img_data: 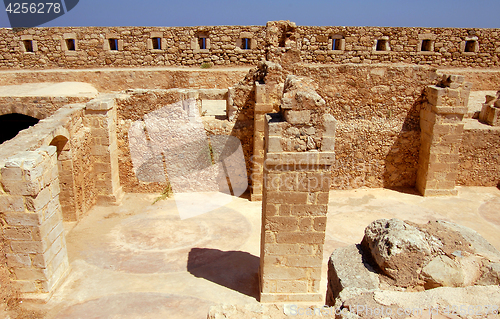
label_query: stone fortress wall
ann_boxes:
[1,22,500,69]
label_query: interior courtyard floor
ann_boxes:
[20,186,500,318]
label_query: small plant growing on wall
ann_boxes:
[200,62,213,69]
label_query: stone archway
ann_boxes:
[0,113,39,144]
[50,135,79,221]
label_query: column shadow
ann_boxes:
[187,248,260,300]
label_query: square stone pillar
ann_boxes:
[259,75,336,303]
[85,98,123,205]
[0,146,69,301]
[416,75,471,196]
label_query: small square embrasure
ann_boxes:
[152,37,161,50]
[23,40,33,52]
[198,37,207,50]
[109,39,118,51]
[241,38,251,50]
[376,39,388,51]
[421,39,433,51]
[465,40,477,52]
[66,39,76,51]
[333,38,342,50]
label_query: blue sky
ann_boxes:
[1,0,500,28]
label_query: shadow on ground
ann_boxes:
[187,248,260,299]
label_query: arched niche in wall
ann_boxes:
[50,135,79,221]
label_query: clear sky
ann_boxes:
[1,0,500,29]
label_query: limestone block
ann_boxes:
[267,136,282,152]
[322,113,337,137]
[283,110,310,124]
[479,103,500,126]
[0,195,25,212]
[86,98,115,111]
[321,137,335,152]
[328,245,380,300]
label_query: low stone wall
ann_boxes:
[458,123,500,186]
[0,67,251,92]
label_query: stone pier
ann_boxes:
[85,98,123,205]
[1,146,69,300]
[416,74,471,196]
[259,75,336,303]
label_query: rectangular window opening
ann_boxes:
[241,38,251,50]
[109,38,118,51]
[66,39,76,51]
[465,40,476,52]
[199,37,207,50]
[23,40,33,52]
[152,37,161,50]
[376,39,388,51]
[421,39,433,52]
[332,39,342,50]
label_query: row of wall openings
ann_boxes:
[21,35,481,53]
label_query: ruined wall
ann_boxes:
[292,64,437,189]
[458,126,500,186]
[1,24,500,69]
[116,88,254,193]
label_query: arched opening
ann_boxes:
[50,135,79,221]
[0,113,39,144]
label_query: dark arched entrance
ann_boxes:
[0,113,39,144]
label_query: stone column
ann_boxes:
[259,75,336,303]
[416,74,471,196]
[251,82,273,201]
[85,98,123,205]
[0,146,69,300]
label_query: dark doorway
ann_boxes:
[0,113,39,144]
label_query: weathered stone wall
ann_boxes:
[295,26,500,67]
[0,26,266,69]
[293,64,437,189]
[116,88,254,193]
[458,125,500,186]
[0,96,89,119]
[0,68,251,92]
[2,23,500,69]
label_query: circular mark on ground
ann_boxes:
[479,197,500,227]
[54,293,212,319]
[77,203,252,273]
[113,217,209,251]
